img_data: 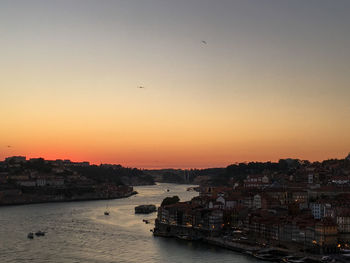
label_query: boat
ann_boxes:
[176,235,192,241]
[135,204,157,214]
[27,232,34,239]
[321,256,331,262]
[253,253,281,261]
[35,231,45,236]
[282,256,306,263]
[104,203,110,215]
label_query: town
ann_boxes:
[154,154,350,261]
[0,156,154,205]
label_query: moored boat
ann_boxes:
[282,256,306,263]
[104,203,110,215]
[35,231,45,236]
[176,235,192,241]
[135,204,157,214]
[253,253,281,261]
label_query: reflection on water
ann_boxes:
[0,183,262,263]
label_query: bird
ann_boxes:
[201,40,207,44]
[137,86,145,89]
[7,145,11,148]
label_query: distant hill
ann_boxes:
[72,165,155,186]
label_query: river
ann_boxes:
[0,183,262,263]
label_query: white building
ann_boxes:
[36,178,47,187]
[310,202,329,219]
[308,174,314,184]
[337,214,350,233]
[17,180,36,187]
[253,194,262,209]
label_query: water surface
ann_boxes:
[0,183,262,263]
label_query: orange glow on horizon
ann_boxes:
[1,1,350,169]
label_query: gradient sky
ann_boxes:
[1,0,350,168]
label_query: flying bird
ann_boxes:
[201,40,207,44]
[7,145,11,148]
[137,86,145,89]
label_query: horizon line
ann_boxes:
[2,154,349,170]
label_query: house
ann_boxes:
[310,202,330,219]
[331,175,349,185]
[36,178,47,187]
[289,190,308,209]
[208,209,224,230]
[314,218,338,253]
[253,193,280,210]
[336,208,350,243]
[46,177,65,186]
[253,194,262,209]
[308,174,314,184]
[337,212,350,232]
[244,175,269,189]
[265,188,288,207]
[17,180,36,187]
[225,192,243,209]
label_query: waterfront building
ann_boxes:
[314,218,338,253]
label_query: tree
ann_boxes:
[161,196,180,206]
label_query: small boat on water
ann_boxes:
[104,203,110,215]
[135,204,157,214]
[35,231,45,237]
[282,256,307,263]
[253,253,281,261]
[254,248,288,261]
[27,232,34,239]
[176,235,192,241]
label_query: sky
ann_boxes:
[1,0,350,168]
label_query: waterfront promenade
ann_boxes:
[153,221,328,262]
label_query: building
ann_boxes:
[314,218,338,253]
[310,202,329,219]
[244,175,269,189]
[17,180,36,187]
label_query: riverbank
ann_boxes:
[0,183,252,263]
[153,221,327,262]
[203,237,328,263]
[0,190,137,207]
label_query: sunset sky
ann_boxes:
[1,0,350,168]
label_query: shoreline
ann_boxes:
[153,222,326,263]
[0,191,138,207]
[154,234,325,263]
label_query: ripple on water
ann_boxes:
[0,184,262,263]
